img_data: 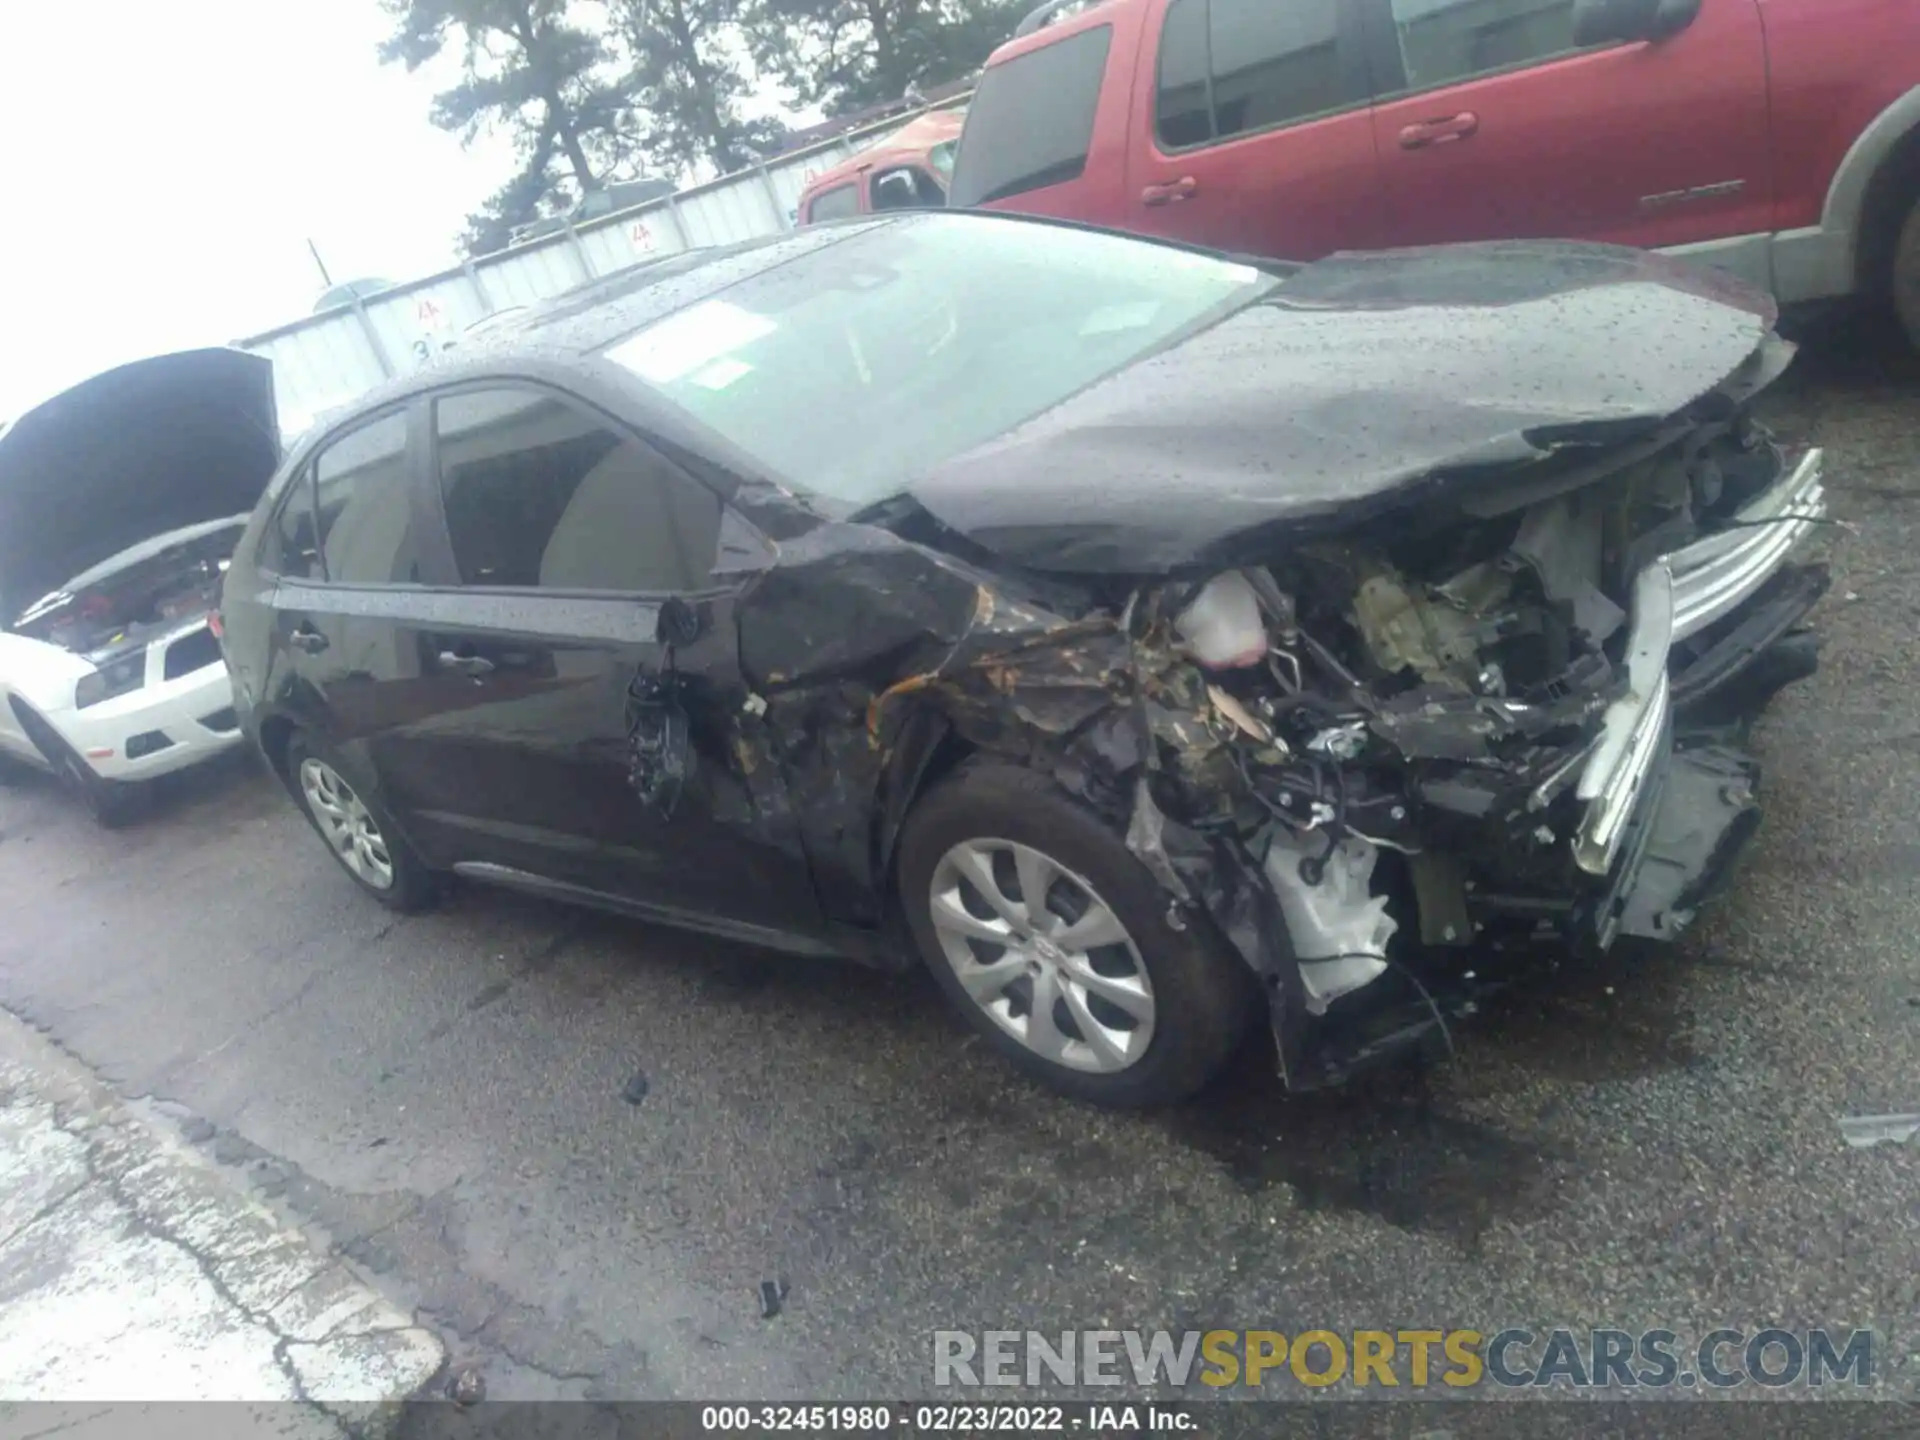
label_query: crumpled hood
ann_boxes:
[0,348,280,626]
[906,240,1780,574]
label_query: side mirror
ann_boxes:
[1573,0,1698,46]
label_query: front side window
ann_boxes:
[312,411,422,585]
[1389,0,1580,92]
[603,214,1276,510]
[806,183,861,223]
[946,26,1113,207]
[1208,0,1347,140]
[433,387,721,594]
[1156,0,1215,148]
[1155,0,1354,150]
[927,140,958,180]
[267,468,323,580]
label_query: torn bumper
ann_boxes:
[1669,447,1825,641]
[1574,446,1826,878]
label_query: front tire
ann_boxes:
[896,762,1255,1107]
[1895,195,1920,352]
[286,731,436,911]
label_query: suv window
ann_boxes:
[806,183,861,223]
[433,387,721,593]
[1390,0,1579,91]
[1156,0,1215,148]
[871,166,946,210]
[948,25,1113,207]
[1156,0,1350,149]
[311,411,423,585]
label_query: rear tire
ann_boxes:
[896,761,1255,1107]
[285,730,436,911]
[1895,196,1920,352]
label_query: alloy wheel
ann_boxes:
[926,838,1155,1074]
[298,758,395,890]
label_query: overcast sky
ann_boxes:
[0,1,519,420]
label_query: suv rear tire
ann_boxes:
[1895,196,1920,352]
[896,761,1255,1107]
[285,731,437,911]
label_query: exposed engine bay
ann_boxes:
[10,519,243,661]
[1111,407,1825,1081]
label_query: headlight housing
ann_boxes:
[75,653,147,709]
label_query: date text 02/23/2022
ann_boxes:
[699,1404,1194,1433]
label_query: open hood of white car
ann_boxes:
[0,348,280,627]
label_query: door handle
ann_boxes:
[1141,175,1199,207]
[437,650,496,678]
[1398,112,1479,149]
[288,626,329,654]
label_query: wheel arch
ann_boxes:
[256,711,301,795]
[8,693,68,769]
[1824,84,1920,295]
[873,705,976,907]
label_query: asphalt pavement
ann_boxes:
[1,313,1916,1408]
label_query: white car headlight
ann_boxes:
[75,653,147,709]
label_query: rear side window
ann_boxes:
[806,183,861,223]
[1157,0,1349,149]
[312,412,424,585]
[1389,0,1580,91]
[948,25,1113,207]
[433,387,721,594]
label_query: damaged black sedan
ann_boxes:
[219,213,1828,1105]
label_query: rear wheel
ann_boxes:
[896,762,1255,1107]
[286,731,436,911]
[1895,196,1920,352]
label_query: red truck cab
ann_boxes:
[798,111,968,225]
[949,0,1920,343]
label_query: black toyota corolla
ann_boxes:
[221,211,1829,1105]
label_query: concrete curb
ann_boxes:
[0,1012,445,1430]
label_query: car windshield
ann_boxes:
[601,214,1277,507]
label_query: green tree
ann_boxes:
[615,0,789,175]
[751,0,1017,116]
[379,0,630,252]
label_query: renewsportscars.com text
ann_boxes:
[932,1327,1875,1391]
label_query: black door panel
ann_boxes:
[404,382,826,939]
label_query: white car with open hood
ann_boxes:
[0,349,282,823]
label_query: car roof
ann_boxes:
[987,0,1130,65]
[290,209,1259,458]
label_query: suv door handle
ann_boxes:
[288,625,329,654]
[1141,175,1199,207]
[437,650,496,678]
[1398,112,1479,149]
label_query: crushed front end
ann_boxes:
[1110,373,1829,1088]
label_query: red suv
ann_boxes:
[948,0,1920,344]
